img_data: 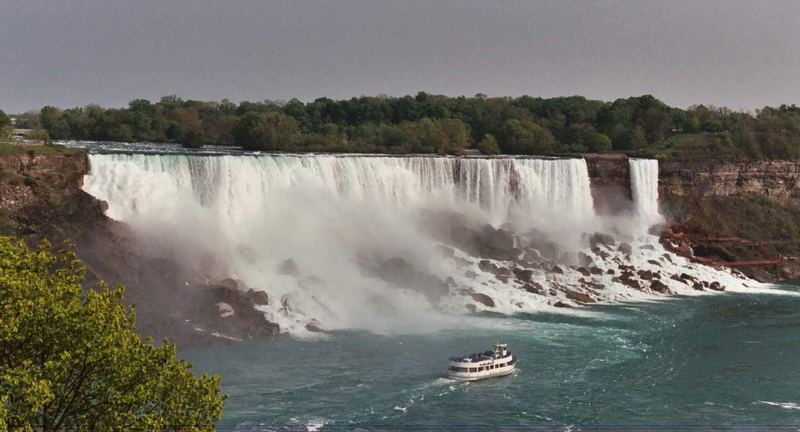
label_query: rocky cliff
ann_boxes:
[584,154,633,215]
[0,149,279,347]
[657,159,800,282]
[659,160,800,200]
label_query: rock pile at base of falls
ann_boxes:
[443,226,738,310]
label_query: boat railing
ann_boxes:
[449,350,513,363]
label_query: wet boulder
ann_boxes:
[305,321,327,333]
[709,281,725,291]
[481,225,516,260]
[478,259,499,274]
[589,232,616,248]
[650,280,669,293]
[513,267,534,283]
[577,252,594,267]
[495,267,513,283]
[247,289,269,305]
[471,293,496,308]
[565,289,595,304]
[618,243,633,255]
[522,281,545,294]
[637,270,655,280]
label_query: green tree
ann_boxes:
[0,110,11,139]
[585,131,612,152]
[233,111,300,150]
[39,107,70,140]
[0,238,224,431]
[499,119,556,154]
[477,133,501,155]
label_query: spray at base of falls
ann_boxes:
[83,154,760,335]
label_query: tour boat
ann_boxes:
[447,343,516,381]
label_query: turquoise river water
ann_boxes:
[185,287,800,431]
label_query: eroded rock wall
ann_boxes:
[659,160,800,200]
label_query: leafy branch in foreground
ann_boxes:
[0,237,224,431]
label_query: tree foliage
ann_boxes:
[0,110,12,139]
[24,93,800,159]
[0,238,224,431]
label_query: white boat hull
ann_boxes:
[447,365,515,381]
[447,353,516,381]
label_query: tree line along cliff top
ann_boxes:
[5,93,800,160]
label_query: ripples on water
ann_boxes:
[185,287,800,430]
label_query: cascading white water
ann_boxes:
[629,158,662,225]
[84,152,757,335]
[84,154,599,333]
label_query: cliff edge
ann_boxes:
[0,148,279,347]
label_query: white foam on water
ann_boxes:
[756,401,800,410]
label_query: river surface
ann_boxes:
[186,287,800,431]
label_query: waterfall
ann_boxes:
[79,151,765,336]
[83,154,599,331]
[629,158,662,225]
[85,154,596,226]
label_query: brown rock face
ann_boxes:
[659,160,800,200]
[584,154,633,215]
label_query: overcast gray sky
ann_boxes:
[1,0,798,113]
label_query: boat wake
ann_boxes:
[756,401,800,410]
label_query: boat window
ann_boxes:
[469,367,477,373]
